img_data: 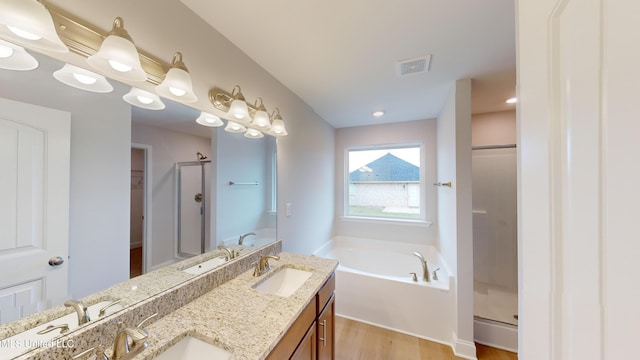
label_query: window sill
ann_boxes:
[339,216,433,227]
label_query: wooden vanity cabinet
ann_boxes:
[266,272,336,360]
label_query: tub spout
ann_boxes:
[413,252,430,282]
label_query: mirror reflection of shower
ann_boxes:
[176,153,211,258]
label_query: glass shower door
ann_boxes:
[176,161,211,257]
[472,146,518,326]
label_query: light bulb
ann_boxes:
[0,44,13,58]
[7,26,42,40]
[169,87,186,97]
[136,95,154,104]
[73,73,97,85]
[108,59,132,72]
[506,97,517,104]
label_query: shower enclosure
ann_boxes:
[472,145,518,350]
[176,159,211,257]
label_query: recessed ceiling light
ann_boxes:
[372,110,385,117]
[506,97,517,104]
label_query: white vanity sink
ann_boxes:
[155,336,231,360]
[253,267,313,297]
[182,256,227,275]
[0,299,123,360]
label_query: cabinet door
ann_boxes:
[317,294,335,360]
[292,321,317,360]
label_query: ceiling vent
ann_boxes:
[397,55,431,77]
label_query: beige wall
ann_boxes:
[472,110,516,147]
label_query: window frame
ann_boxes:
[343,142,427,223]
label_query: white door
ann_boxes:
[0,98,70,324]
[517,0,640,358]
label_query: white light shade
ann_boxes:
[0,39,38,70]
[53,63,113,93]
[252,109,271,128]
[156,52,197,103]
[268,119,288,137]
[0,0,68,53]
[86,17,146,82]
[123,87,165,110]
[244,128,264,139]
[506,97,517,104]
[196,111,223,127]
[224,120,247,133]
[228,98,249,120]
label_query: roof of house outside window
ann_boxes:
[349,153,419,182]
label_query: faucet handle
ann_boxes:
[136,312,158,329]
[36,323,69,335]
[409,272,418,282]
[433,268,441,281]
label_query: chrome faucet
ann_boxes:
[253,255,280,276]
[413,252,430,282]
[112,313,156,360]
[64,299,90,325]
[238,232,256,245]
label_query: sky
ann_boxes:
[348,147,420,172]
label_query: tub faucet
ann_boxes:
[239,232,256,245]
[413,252,430,282]
[64,299,90,325]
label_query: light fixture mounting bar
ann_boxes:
[209,86,260,116]
[45,3,170,85]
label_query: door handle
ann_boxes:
[48,256,65,266]
[318,319,327,346]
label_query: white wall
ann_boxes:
[47,0,336,257]
[131,122,211,268]
[0,57,131,299]
[436,79,475,358]
[471,110,516,147]
[517,0,640,359]
[214,130,269,242]
[334,120,437,245]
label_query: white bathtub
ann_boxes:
[314,236,455,345]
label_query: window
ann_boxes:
[346,144,423,221]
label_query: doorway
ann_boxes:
[130,144,152,278]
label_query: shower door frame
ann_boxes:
[175,160,211,258]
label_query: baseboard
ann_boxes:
[452,332,478,360]
[335,314,452,348]
[130,242,142,249]
[473,318,518,353]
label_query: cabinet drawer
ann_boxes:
[316,272,335,313]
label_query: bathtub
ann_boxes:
[314,236,455,345]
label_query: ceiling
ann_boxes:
[180,0,516,128]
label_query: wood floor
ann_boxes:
[335,317,517,360]
[130,247,143,278]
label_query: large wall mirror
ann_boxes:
[0,49,277,358]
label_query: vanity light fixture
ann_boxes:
[506,97,517,104]
[244,128,264,139]
[224,120,247,133]
[0,39,38,70]
[195,111,223,127]
[53,63,113,93]
[87,17,146,82]
[267,108,288,137]
[372,110,385,117]
[0,0,68,53]
[123,87,165,110]
[251,98,271,129]
[209,85,288,137]
[156,52,197,103]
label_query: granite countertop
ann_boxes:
[136,252,338,360]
